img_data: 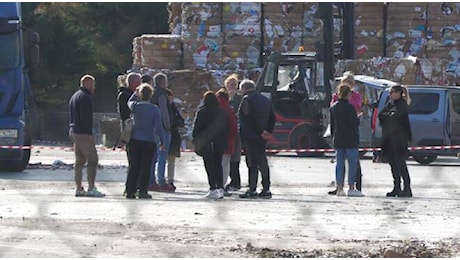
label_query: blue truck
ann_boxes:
[0,2,39,172]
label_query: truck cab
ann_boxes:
[255,51,328,156]
[0,3,39,172]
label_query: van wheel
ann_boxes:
[0,148,30,172]
[289,126,324,157]
[413,155,437,165]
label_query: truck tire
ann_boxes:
[412,155,437,165]
[289,125,324,157]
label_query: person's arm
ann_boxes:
[158,95,171,131]
[330,107,335,139]
[127,92,139,111]
[153,106,165,146]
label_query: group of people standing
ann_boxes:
[191,75,276,199]
[329,72,412,198]
[116,72,184,199]
[68,71,412,200]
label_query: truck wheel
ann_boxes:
[412,155,437,165]
[289,126,324,157]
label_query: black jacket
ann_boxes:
[238,90,276,142]
[378,98,412,155]
[192,105,229,154]
[69,87,93,135]
[330,99,360,149]
[117,87,133,122]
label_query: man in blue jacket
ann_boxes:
[238,79,276,199]
[69,74,105,197]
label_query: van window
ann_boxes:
[452,94,460,115]
[408,93,439,114]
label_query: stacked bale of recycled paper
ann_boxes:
[354,2,385,59]
[301,3,324,52]
[335,57,457,86]
[168,2,182,35]
[132,34,182,70]
[181,2,223,70]
[427,2,460,80]
[221,2,261,70]
[386,3,428,59]
[263,3,306,54]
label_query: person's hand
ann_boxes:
[261,130,272,141]
[159,144,165,151]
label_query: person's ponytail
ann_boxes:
[401,86,411,105]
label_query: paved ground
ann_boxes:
[0,146,459,257]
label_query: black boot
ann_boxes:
[398,187,412,197]
[328,188,338,195]
[386,180,401,197]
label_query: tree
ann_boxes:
[21,3,169,112]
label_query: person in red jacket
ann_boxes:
[216,88,238,196]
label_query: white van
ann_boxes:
[371,85,460,164]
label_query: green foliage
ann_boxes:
[21,2,169,112]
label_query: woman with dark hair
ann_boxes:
[378,85,412,197]
[192,91,229,199]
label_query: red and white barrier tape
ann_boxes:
[2,145,460,153]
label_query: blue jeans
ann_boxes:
[335,148,359,186]
[150,131,171,186]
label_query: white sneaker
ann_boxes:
[217,188,225,199]
[205,189,219,199]
[348,189,365,197]
[336,190,347,196]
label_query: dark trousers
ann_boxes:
[386,140,411,191]
[244,139,270,192]
[229,135,242,187]
[203,151,224,190]
[127,139,156,194]
[229,162,241,187]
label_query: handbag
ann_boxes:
[120,117,134,144]
[192,134,211,156]
[120,104,136,144]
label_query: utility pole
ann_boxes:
[319,2,334,104]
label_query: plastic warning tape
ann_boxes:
[2,145,460,153]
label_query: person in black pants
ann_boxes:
[238,79,276,199]
[125,83,165,199]
[117,72,141,195]
[378,85,413,197]
[192,91,229,199]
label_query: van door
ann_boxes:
[448,90,460,144]
[408,89,446,147]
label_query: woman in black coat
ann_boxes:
[378,85,413,197]
[192,91,229,199]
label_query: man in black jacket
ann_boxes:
[69,74,105,197]
[117,72,141,195]
[118,72,141,124]
[238,79,276,199]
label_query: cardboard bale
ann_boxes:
[168,2,182,35]
[386,3,428,58]
[335,57,457,86]
[132,34,182,70]
[222,2,261,37]
[263,3,305,53]
[183,37,223,70]
[181,3,222,40]
[354,3,385,58]
[426,2,460,65]
[222,36,260,70]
